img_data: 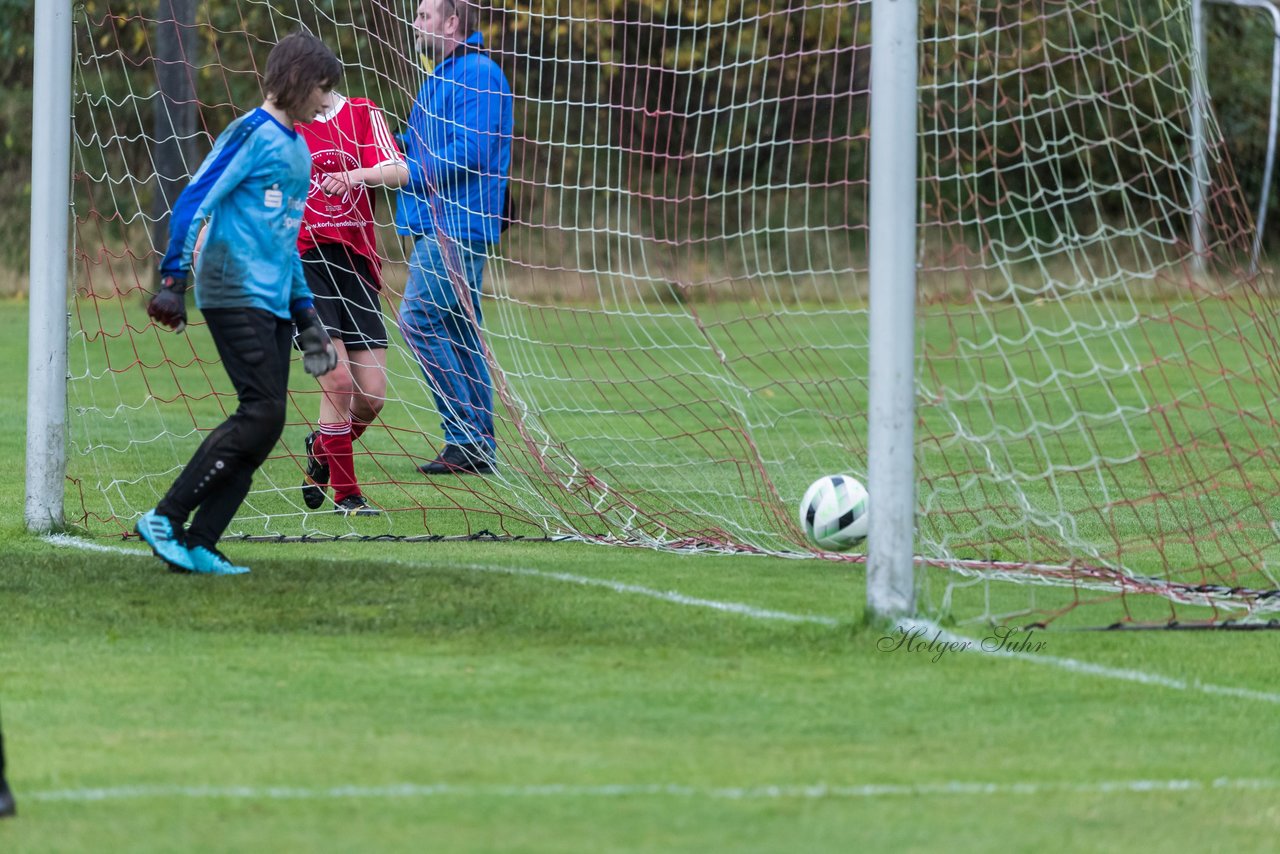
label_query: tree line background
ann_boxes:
[0,0,1275,293]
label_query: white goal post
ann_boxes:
[26,0,72,533]
[866,0,919,622]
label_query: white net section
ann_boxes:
[67,0,1280,625]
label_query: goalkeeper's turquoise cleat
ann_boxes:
[187,546,250,576]
[135,509,196,572]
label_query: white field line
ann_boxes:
[897,619,1280,705]
[23,777,1280,804]
[41,534,836,625]
[42,535,1280,704]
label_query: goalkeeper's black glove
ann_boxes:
[291,299,338,377]
[148,275,189,333]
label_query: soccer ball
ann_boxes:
[799,474,869,552]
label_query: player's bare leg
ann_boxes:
[348,346,387,437]
[307,341,386,515]
[331,346,386,515]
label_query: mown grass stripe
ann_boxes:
[25,777,1280,803]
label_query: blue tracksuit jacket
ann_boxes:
[159,108,313,318]
[395,32,514,245]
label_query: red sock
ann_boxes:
[319,421,359,502]
[351,418,371,442]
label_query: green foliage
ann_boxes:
[1204,3,1280,243]
[10,1,1280,288]
[490,1,864,267]
[0,0,33,277]
[65,1,865,281]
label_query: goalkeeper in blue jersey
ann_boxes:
[135,32,341,576]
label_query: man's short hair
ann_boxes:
[442,0,478,38]
[263,31,342,115]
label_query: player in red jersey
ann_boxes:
[297,91,408,515]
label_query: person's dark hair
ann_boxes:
[263,31,342,115]
[441,0,477,38]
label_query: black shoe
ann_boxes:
[334,494,381,516]
[301,431,329,510]
[0,779,15,819]
[418,443,495,476]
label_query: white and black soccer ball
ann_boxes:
[799,474,869,552]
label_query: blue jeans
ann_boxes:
[397,234,495,454]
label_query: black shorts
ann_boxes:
[301,244,388,350]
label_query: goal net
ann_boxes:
[66,0,1280,626]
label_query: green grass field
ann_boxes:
[4,297,1280,851]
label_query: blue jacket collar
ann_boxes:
[436,32,487,73]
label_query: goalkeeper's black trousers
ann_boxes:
[0,703,12,817]
[157,308,293,550]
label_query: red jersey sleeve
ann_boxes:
[354,99,403,170]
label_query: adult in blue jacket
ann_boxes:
[397,0,513,475]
